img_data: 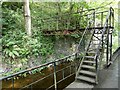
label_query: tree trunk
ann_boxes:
[24,0,31,36]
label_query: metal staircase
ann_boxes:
[75,7,114,84]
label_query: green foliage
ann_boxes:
[71,34,80,38]
[2,30,54,61]
[2,2,55,76]
[3,1,114,77]
[30,2,89,31]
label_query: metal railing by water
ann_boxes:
[1,53,80,90]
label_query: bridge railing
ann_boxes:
[39,8,95,31]
[39,7,114,36]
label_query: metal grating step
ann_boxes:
[85,56,95,59]
[87,51,96,54]
[83,60,95,64]
[76,75,96,84]
[82,65,95,70]
[79,70,96,77]
[88,48,97,51]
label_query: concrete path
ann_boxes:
[65,80,94,89]
[94,54,119,89]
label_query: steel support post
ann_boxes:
[106,21,109,66]
[53,62,57,90]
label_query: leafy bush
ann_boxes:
[1,2,89,76]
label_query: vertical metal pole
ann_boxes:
[102,35,104,50]
[87,15,88,27]
[30,75,33,90]
[109,9,111,27]
[62,69,65,79]
[12,77,14,90]
[30,85,33,90]
[93,10,95,28]
[110,8,113,62]
[109,8,112,62]
[87,15,89,28]
[108,15,111,64]
[95,55,98,84]
[53,62,57,90]
[56,15,59,30]
[112,8,114,28]
[79,12,81,29]
[110,32,112,62]
[106,20,109,66]
[101,12,103,27]
[70,65,71,74]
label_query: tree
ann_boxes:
[24,0,31,36]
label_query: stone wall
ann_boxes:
[43,35,79,63]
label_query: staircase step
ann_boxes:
[85,56,95,59]
[76,75,96,83]
[83,60,95,64]
[82,65,95,70]
[86,52,96,56]
[88,47,95,49]
[92,40,99,41]
[88,49,97,51]
[79,70,96,77]
[90,43,99,45]
[87,51,96,54]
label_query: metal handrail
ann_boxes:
[39,10,110,22]
[0,53,76,81]
[76,11,95,77]
[76,11,95,53]
[94,7,114,82]
[38,5,110,21]
[40,9,110,32]
[95,7,113,66]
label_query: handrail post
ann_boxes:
[110,7,113,62]
[109,8,111,27]
[102,34,104,50]
[93,9,95,28]
[110,31,112,62]
[113,8,114,28]
[56,16,59,30]
[95,55,98,84]
[106,20,109,66]
[53,62,57,90]
[110,7,114,28]
[101,12,103,27]
[12,77,14,90]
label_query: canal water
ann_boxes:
[1,61,79,90]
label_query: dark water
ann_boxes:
[1,61,76,90]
